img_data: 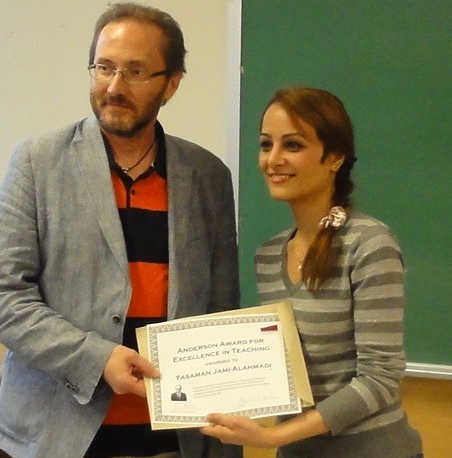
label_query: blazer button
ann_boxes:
[112,314,122,324]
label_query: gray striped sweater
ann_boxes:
[255,211,422,457]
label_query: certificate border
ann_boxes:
[148,314,300,424]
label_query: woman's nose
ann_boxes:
[267,146,284,166]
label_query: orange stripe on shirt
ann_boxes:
[104,393,150,425]
[127,262,168,318]
[111,172,168,211]
[105,169,168,426]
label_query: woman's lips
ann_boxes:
[267,173,294,184]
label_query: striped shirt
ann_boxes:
[256,211,422,457]
[86,123,178,457]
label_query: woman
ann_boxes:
[201,87,423,457]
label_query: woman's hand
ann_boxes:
[200,413,279,448]
[201,409,330,449]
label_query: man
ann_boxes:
[171,385,187,402]
[0,3,240,458]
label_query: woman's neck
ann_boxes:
[289,195,333,242]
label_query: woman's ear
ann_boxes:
[328,153,345,172]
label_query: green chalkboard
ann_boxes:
[239,0,451,365]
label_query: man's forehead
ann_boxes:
[99,18,166,44]
[95,19,166,63]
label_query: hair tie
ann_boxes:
[319,206,347,230]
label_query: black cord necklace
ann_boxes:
[119,138,155,175]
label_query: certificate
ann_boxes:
[145,313,301,429]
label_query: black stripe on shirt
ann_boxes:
[118,208,168,263]
[85,424,178,457]
[122,317,166,351]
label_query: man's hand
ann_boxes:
[103,345,160,397]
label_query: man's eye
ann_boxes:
[97,65,112,74]
[129,68,146,77]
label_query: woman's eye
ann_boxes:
[286,141,302,151]
[259,141,272,151]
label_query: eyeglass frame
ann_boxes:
[87,63,170,84]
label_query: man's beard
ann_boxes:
[90,90,164,138]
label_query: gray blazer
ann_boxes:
[0,117,240,458]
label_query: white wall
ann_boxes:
[0,0,241,201]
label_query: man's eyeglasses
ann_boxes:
[88,63,169,84]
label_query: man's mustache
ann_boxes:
[104,95,135,109]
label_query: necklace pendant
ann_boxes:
[116,137,155,176]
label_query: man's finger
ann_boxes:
[127,378,147,398]
[131,353,160,378]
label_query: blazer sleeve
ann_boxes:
[0,142,116,405]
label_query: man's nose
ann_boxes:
[107,71,128,95]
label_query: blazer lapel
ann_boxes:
[73,116,128,272]
[166,136,194,320]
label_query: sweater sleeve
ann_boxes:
[316,225,406,434]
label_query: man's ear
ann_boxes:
[162,72,183,105]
